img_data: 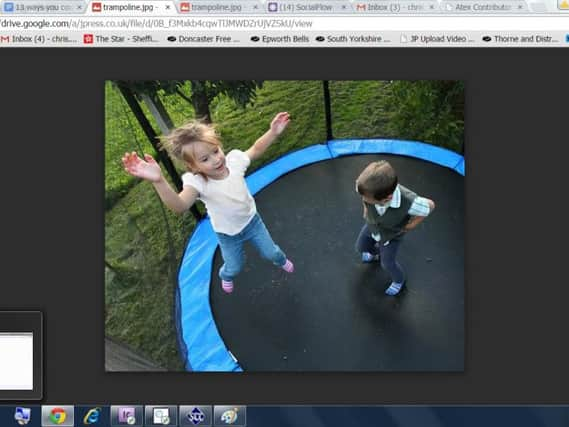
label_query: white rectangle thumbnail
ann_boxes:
[0,333,33,390]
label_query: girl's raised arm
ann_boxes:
[246,112,290,161]
[122,152,198,214]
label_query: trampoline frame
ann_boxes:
[175,138,465,372]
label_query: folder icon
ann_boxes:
[559,0,569,9]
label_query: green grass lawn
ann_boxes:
[104,80,463,370]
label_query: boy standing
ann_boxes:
[355,160,435,295]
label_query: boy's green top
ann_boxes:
[363,184,418,243]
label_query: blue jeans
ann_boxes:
[355,223,405,284]
[216,213,287,281]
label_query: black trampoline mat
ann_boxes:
[210,154,464,371]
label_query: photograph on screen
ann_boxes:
[105,80,464,372]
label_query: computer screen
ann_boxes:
[1,2,568,426]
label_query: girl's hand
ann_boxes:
[122,152,162,183]
[270,112,291,135]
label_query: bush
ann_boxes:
[383,81,464,152]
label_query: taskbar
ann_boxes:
[2,405,569,427]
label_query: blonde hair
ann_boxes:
[356,160,398,201]
[160,120,222,178]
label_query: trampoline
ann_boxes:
[176,139,464,371]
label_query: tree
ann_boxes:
[174,80,264,123]
[115,80,263,122]
[383,81,464,152]
[115,80,264,124]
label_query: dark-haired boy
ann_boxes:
[355,160,435,295]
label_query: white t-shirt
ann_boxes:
[182,149,256,235]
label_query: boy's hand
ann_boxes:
[403,216,424,232]
[270,112,291,136]
[122,152,162,183]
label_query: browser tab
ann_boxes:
[264,1,349,13]
[441,0,529,12]
[85,0,176,15]
[174,1,253,14]
[350,1,440,13]
[1,1,86,14]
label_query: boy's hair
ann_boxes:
[356,160,398,201]
[159,120,222,177]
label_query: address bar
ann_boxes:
[2,16,569,31]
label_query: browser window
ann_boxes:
[0,1,568,425]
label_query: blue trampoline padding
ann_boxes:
[328,139,465,176]
[454,157,465,176]
[246,144,331,195]
[178,219,242,371]
[177,139,465,371]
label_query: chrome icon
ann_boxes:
[49,407,67,425]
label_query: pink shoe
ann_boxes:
[221,280,234,293]
[281,259,294,273]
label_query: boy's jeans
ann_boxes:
[355,223,405,284]
[216,213,286,281]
